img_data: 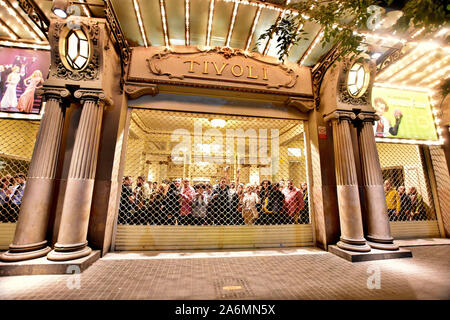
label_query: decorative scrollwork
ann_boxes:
[376,47,404,74]
[311,45,342,110]
[104,0,130,65]
[18,0,49,38]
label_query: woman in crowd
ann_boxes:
[240,184,260,225]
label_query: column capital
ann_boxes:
[357,112,380,124]
[36,86,71,102]
[74,89,113,106]
[323,110,356,123]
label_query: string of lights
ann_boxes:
[132,0,149,48]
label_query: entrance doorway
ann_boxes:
[113,108,313,250]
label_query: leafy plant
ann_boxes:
[258,0,449,62]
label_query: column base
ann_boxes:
[366,235,399,250]
[337,240,371,252]
[367,240,399,251]
[47,246,92,262]
[1,246,52,262]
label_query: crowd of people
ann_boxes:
[0,173,26,223]
[118,169,310,226]
[384,179,428,221]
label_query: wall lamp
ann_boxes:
[52,0,69,19]
[51,0,104,19]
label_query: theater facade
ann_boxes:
[0,0,448,264]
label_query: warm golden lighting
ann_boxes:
[206,0,215,48]
[132,0,149,48]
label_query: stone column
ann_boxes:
[1,88,69,261]
[358,113,398,250]
[47,90,107,261]
[324,111,370,252]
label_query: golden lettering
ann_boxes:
[203,61,209,74]
[231,64,244,77]
[246,65,258,79]
[212,62,229,75]
[263,67,268,80]
[184,60,200,73]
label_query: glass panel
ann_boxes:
[356,66,365,89]
[74,56,87,69]
[67,32,79,61]
[79,39,89,58]
[347,71,357,86]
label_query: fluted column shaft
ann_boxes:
[47,92,105,261]
[1,89,68,261]
[325,111,370,252]
[358,113,398,250]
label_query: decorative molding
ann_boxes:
[357,112,380,124]
[125,83,159,99]
[285,97,314,113]
[74,89,112,106]
[18,0,49,39]
[51,20,101,82]
[145,47,298,90]
[323,110,356,123]
[36,86,71,102]
[311,45,342,110]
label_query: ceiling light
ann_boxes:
[211,119,226,128]
[52,0,69,19]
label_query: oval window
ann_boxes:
[65,29,90,70]
[347,62,370,98]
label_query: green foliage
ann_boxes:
[258,0,449,62]
[440,78,450,98]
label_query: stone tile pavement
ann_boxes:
[0,245,449,300]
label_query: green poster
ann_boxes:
[371,86,438,141]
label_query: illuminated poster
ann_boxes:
[0,46,50,118]
[371,86,438,141]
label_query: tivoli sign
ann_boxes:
[127,46,313,98]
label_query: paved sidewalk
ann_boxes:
[0,245,449,300]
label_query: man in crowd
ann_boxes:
[282,180,304,224]
[384,179,400,221]
[119,176,134,224]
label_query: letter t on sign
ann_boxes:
[184,60,200,73]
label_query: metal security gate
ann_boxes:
[377,143,442,238]
[114,108,313,250]
[0,118,39,249]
